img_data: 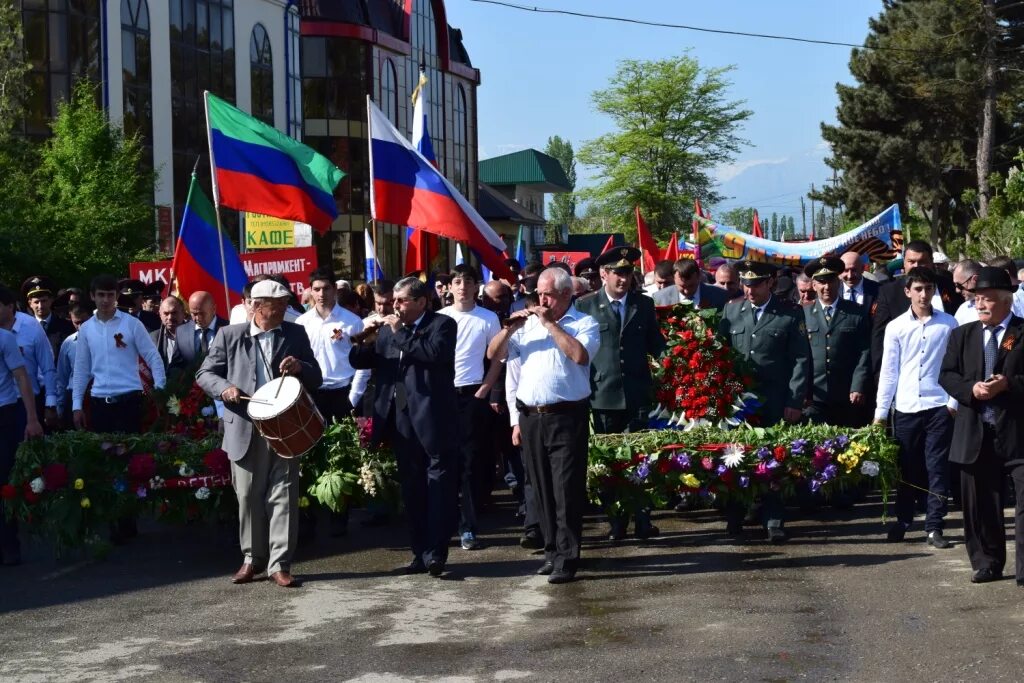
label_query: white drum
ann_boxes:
[246,376,325,458]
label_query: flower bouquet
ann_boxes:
[649,303,760,429]
[301,417,398,513]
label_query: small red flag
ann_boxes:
[600,233,615,255]
[662,231,680,262]
[752,210,764,238]
[635,206,659,272]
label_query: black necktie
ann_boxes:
[610,300,622,336]
[41,319,48,333]
[982,325,1001,424]
[824,306,833,325]
[199,328,210,354]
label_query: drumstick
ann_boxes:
[274,375,285,399]
[238,396,273,405]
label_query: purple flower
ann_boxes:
[823,439,835,452]
[739,476,750,488]
[674,453,691,469]
[756,447,772,460]
[791,439,808,454]
[836,435,850,448]
[766,459,780,470]
[716,464,728,476]
[809,479,822,493]
[136,486,147,499]
[822,464,838,480]
[636,463,650,481]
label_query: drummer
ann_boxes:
[196,279,322,588]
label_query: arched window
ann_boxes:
[453,84,468,194]
[250,23,273,125]
[409,0,443,156]
[380,58,398,127]
[121,0,151,144]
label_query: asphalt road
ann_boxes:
[2,495,1023,682]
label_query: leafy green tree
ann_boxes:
[545,135,576,224]
[787,216,795,237]
[0,0,28,139]
[719,207,755,234]
[949,152,1024,258]
[770,213,778,241]
[31,81,156,286]
[578,54,751,241]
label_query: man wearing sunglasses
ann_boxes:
[953,260,982,326]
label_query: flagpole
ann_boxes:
[203,91,232,315]
[371,219,379,285]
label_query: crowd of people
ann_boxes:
[2,240,1024,588]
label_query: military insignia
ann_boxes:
[871,302,878,316]
[799,321,807,334]
[620,248,629,257]
[114,333,127,349]
[1003,334,1016,352]
[331,328,344,342]
[819,257,828,266]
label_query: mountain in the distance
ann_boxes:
[713,150,831,221]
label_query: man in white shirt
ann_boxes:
[874,267,957,548]
[952,259,981,326]
[439,265,501,551]
[487,267,600,584]
[72,274,165,434]
[296,268,367,423]
[0,285,59,431]
[55,304,92,428]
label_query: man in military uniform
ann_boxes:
[21,276,75,360]
[574,258,601,295]
[802,257,872,427]
[116,278,160,332]
[576,247,666,540]
[719,260,810,542]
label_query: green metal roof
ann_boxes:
[478,149,572,193]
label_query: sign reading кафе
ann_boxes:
[244,212,313,250]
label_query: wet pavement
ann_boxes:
[2,495,1024,682]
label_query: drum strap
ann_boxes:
[253,330,277,388]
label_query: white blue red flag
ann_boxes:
[364,228,384,282]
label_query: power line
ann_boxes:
[467,0,937,53]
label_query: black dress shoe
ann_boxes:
[635,524,660,540]
[886,522,908,542]
[606,530,625,542]
[1016,579,1024,587]
[971,567,1003,584]
[725,519,743,537]
[403,559,427,575]
[767,527,788,544]
[547,570,576,584]
[926,531,952,549]
[520,530,544,549]
[536,561,555,575]
[427,560,445,577]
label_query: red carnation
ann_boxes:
[21,483,38,504]
[127,453,157,482]
[203,448,230,477]
[672,345,685,357]
[42,463,69,491]
[0,484,16,500]
[773,446,787,462]
[682,330,694,341]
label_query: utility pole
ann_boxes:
[829,169,838,238]
[809,184,816,240]
[977,0,997,218]
[800,196,807,238]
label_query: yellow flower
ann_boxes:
[73,478,85,490]
[80,497,91,509]
[298,496,310,509]
[681,473,700,488]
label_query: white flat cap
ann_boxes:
[250,280,291,299]
[933,251,949,264]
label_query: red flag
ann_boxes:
[752,210,764,238]
[404,227,439,275]
[662,232,679,262]
[600,234,615,256]
[635,206,658,272]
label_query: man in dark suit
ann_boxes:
[839,252,879,315]
[196,279,321,588]
[577,247,667,540]
[803,257,872,427]
[652,258,728,311]
[939,267,1024,585]
[174,291,228,368]
[871,240,963,375]
[117,278,160,332]
[349,276,459,578]
[719,260,810,542]
[21,276,75,360]
[150,296,186,375]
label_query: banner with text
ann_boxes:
[130,246,318,295]
[700,204,901,266]
[540,251,592,272]
[245,212,313,250]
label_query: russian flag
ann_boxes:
[368,97,514,283]
[170,173,248,318]
[205,91,344,234]
[364,229,384,282]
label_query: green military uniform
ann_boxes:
[718,264,810,427]
[803,298,871,426]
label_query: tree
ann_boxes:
[770,213,778,241]
[0,0,28,139]
[577,54,751,241]
[545,135,577,243]
[719,207,756,233]
[949,151,1024,258]
[787,216,795,237]
[31,81,156,286]
[818,0,1024,249]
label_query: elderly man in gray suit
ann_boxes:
[651,258,728,311]
[197,280,322,588]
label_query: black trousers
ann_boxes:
[455,389,489,534]
[960,426,1024,578]
[89,393,142,434]
[314,386,352,425]
[893,406,952,531]
[0,401,26,561]
[390,408,459,566]
[519,402,589,573]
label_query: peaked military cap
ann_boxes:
[118,278,146,296]
[21,275,56,300]
[574,257,598,278]
[803,256,844,281]
[737,260,778,284]
[596,246,641,271]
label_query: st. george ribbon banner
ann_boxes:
[699,204,901,266]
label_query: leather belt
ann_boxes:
[319,384,352,394]
[515,399,587,416]
[455,384,482,397]
[92,391,142,404]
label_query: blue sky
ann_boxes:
[448,0,883,222]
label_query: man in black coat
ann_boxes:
[350,276,459,577]
[839,252,880,314]
[871,240,963,375]
[939,267,1024,585]
[651,258,728,311]
[150,296,186,375]
[174,291,229,368]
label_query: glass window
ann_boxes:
[250,23,273,125]
[453,84,467,194]
[379,58,398,127]
[286,5,302,138]
[121,0,152,158]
